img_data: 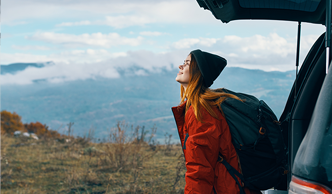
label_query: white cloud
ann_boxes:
[103,16,154,28]
[171,33,318,71]
[223,33,294,57]
[1,53,51,64]
[172,38,219,49]
[28,32,143,48]
[139,31,165,36]
[172,38,200,49]
[134,69,148,76]
[51,49,127,64]
[12,45,51,51]
[1,49,127,65]
[56,16,155,28]
[5,21,29,26]
[99,68,121,79]
[4,33,318,70]
[108,50,187,72]
[219,33,316,68]
[0,62,121,85]
[0,50,187,85]
[56,20,91,27]
[1,33,320,85]
[3,0,219,27]
[198,38,218,47]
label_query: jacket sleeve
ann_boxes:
[184,112,223,194]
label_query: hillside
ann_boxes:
[1,125,186,193]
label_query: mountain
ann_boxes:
[1,63,295,143]
[1,62,50,75]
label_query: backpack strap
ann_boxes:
[218,153,246,194]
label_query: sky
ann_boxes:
[1,0,327,85]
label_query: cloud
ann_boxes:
[56,16,155,28]
[1,49,127,64]
[222,33,294,57]
[56,20,91,27]
[172,38,218,49]
[53,49,127,63]
[28,32,143,48]
[1,53,51,64]
[1,33,319,85]
[0,62,121,85]
[5,21,29,26]
[12,45,51,51]
[171,33,317,71]
[108,50,187,72]
[134,69,148,76]
[139,31,165,36]
[3,0,218,27]
[217,33,316,69]
[172,38,200,49]
[103,16,155,28]
[0,50,186,85]
[5,33,317,70]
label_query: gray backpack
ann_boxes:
[214,88,287,193]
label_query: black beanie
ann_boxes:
[190,49,227,88]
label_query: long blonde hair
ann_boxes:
[180,54,241,122]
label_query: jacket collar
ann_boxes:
[172,101,187,136]
[172,101,186,119]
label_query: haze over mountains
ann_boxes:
[1,63,294,142]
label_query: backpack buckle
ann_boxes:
[218,155,224,162]
[259,127,266,135]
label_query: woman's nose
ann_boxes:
[179,64,183,69]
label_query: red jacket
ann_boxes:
[172,102,260,194]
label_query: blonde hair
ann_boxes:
[180,54,241,122]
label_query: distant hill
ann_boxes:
[0,63,48,74]
[1,63,295,143]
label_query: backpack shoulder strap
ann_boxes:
[218,153,246,194]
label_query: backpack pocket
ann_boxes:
[244,163,286,191]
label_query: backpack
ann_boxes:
[214,88,287,193]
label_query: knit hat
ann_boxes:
[190,49,227,88]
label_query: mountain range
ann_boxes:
[1,63,295,143]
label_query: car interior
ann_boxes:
[279,31,332,189]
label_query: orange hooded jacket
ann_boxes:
[172,101,260,194]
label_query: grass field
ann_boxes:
[1,124,186,194]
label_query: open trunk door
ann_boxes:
[197,0,327,24]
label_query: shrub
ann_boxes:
[104,121,159,171]
[164,132,173,156]
[1,110,24,135]
[45,129,62,139]
[24,122,62,138]
[24,122,47,135]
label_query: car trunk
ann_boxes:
[196,0,331,190]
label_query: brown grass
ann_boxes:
[1,122,186,194]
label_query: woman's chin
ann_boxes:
[176,79,184,84]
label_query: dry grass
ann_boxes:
[1,123,186,194]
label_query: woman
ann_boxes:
[172,49,259,194]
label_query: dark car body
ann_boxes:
[195,0,332,193]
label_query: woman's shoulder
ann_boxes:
[185,106,196,121]
[186,104,226,123]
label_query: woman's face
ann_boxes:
[176,54,191,89]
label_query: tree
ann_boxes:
[1,110,24,135]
